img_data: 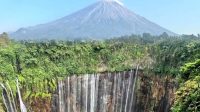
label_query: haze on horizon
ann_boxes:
[0,0,199,35]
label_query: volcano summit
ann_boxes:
[11,0,176,40]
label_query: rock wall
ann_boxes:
[51,70,176,112]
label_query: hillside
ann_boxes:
[11,0,176,40]
[0,34,200,111]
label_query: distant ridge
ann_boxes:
[11,0,176,40]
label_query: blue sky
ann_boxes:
[0,0,199,34]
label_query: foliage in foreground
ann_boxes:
[0,33,200,111]
[171,59,200,112]
[0,34,149,105]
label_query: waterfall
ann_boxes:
[54,69,139,112]
[90,75,94,112]
[16,79,27,112]
[6,82,17,112]
[0,83,17,112]
[129,66,139,112]
[0,80,27,112]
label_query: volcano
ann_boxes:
[11,0,176,40]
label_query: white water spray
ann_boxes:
[55,70,139,112]
[16,79,27,112]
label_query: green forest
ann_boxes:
[0,32,200,111]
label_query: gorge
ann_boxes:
[51,69,176,112]
[1,69,176,112]
[0,34,200,112]
[0,0,199,111]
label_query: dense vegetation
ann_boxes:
[171,59,200,111]
[0,32,200,111]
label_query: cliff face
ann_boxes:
[51,71,176,112]
[135,75,176,112]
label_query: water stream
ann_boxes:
[53,70,139,112]
[0,80,27,112]
[16,79,27,112]
[0,83,17,112]
[0,68,175,112]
